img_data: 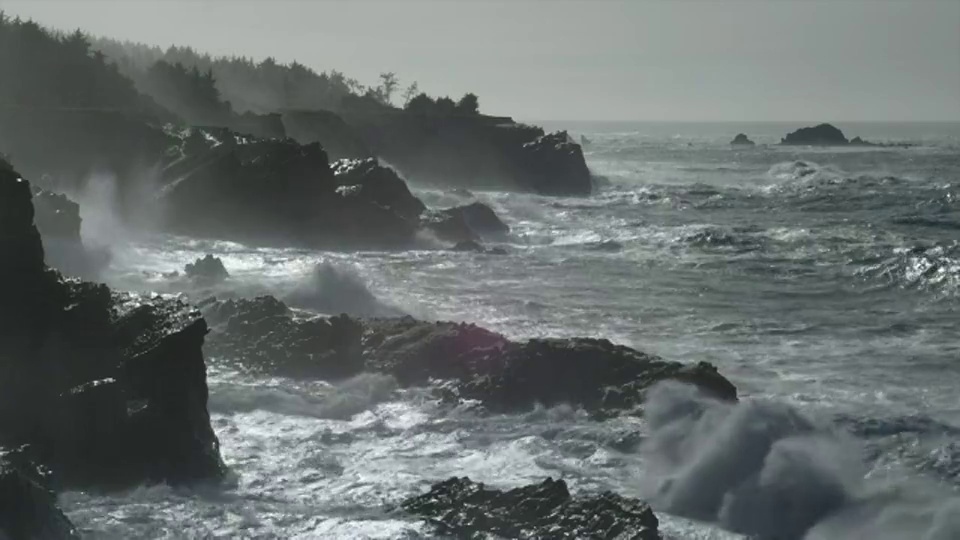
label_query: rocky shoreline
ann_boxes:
[0,155,735,538]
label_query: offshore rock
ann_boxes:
[0,158,225,489]
[0,448,79,540]
[185,254,229,283]
[200,296,737,416]
[515,131,593,195]
[402,477,660,540]
[730,133,755,146]
[424,201,510,244]
[780,123,849,146]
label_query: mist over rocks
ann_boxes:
[402,477,661,540]
[0,159,225,495]
[198,295,737,416]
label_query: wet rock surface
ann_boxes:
[0,159,225,490]
[424,201,510,243]
[200,296,737,416]
[402,477,661,540]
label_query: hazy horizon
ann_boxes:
[2,0,958,123]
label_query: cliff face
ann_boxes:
[0,157,225,490]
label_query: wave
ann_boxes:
[209,373,399,420]
[284,261,407,318]
[641,382,960,540]
[857,242,960,297]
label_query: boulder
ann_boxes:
[452,240,486,253]
[0,448,79,540]
[331,158,426,222]
[423,202,509,244]
[0,159,225,489]
[730,133,755,146]
[199,296,737,416]
[780,124,849,146]
[402,477,660,540]
[184,254,229,283]
[514,131,592,195]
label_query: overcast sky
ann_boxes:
[2,0,958,122]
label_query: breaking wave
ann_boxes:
[641,382,960,540]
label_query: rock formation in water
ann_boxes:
[0,158,225,491]
[402,477,660,540]
[158,128,424,249]
[185,254,230,282]
[424,201,510,244]
[730,133,755,146]
[198,296,737,417]
[338,110,594,195]
[781,123,849,145]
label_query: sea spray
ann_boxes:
[641,382,960,539]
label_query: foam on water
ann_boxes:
[61,123,960,538]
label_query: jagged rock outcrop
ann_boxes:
[199,296,737,416]
[423,201,510,244]
[0,448,79,540]
[402,477,660,540]
[339,111,593,195]
[780,124,849,146]
[0,159,225,489]
[158,129,422,249]
[730,133,755,146]
[185,254,229,282]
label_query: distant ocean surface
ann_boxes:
[63,121,960,539]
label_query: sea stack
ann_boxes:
[730,133,755,146]
[780,123,849,145]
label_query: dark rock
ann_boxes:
[0,160,225,489]
[331,158,426,222]
[730,133,755,146]
[516,131,592,195]
[581,135,592,146]
[184,254,229,283]
[848,136,877,147]
[339,111,593,195]
[158,129,422,249]
[402,477,660,540]
[780,124,849,146]
[200,296,737,416]
[424,202,510,244]
[0,448,79,540]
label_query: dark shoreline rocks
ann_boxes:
[424,201,510,244]
[403,477,660,539]
[0,158,225,493]
[339,111,593,195]
[730,133,755,146]
[199,296,737,417]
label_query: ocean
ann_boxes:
[61,122,960,539]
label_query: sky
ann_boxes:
[2,0,958,122]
